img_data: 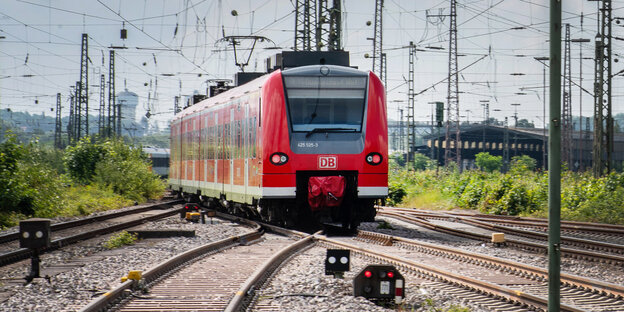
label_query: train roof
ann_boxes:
[282,64,368,77]
[173,72,270,122]
[172,64,373,123]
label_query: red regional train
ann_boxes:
[169,55,387,230]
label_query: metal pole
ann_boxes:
[548,0,561,311]
[571,35,590,170]
[543,65,547,170]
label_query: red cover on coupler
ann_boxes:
[308,176,346,211]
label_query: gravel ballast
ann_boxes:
[0,212,249,312]
[0,208,619,312]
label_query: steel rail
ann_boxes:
[379,211,624,265]
[316,234,585,312]
[469,216,624,235]
[78,225,263,312]
[379,206,624,233]
[0,200,183,244]
[358,230,624,299]
[224,235,315,311]
[457,216,624,254]
[0,205,183,267]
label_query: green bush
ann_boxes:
[0,134,66,221]
[64,138,165,202]
[388,164,624,225]
[92,140,165,201]
[510,155,536,172]
[0,134,27,214]
[475,152,502,173]
[62,185,133,216]
[412,153,435,170]
[387,180,407,206]
[64,137,107,184]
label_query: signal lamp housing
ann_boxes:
[366,152,383,165]
[270,152,288,165]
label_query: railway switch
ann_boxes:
[353,265,404,304]
[325,249,350,277]
[19,218,51,282]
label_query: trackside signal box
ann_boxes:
[353,265,405,304]
[19,218,51,249]
[19,218,51,282]
[325,249,350,277]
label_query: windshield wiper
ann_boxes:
[305,127,357,137]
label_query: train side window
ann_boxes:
[219,124,223,160]
[235,120,239,159]
[225,123,230,160]
[209,126,213,160]
[204,126,209,160]
[237,120,242,159]
[242,118,246,159]
[222,124,226,160]
[258,97,261,127]
[182,128,186,161]
[230,122,234,160]
[246,118,250,159]
[252,117,257,158]
[217,125,221,160]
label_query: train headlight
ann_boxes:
[366,152,383,165]
[270,152,289,165]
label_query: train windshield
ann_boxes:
[284,75,368,133]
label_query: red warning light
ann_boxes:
[364,270,372,278]
[271,154,281,164]
[372,154,381,164]
[387,271,394,278]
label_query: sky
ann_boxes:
[0,0,622,130]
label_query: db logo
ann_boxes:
[318,155,337,169]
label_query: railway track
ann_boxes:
[378,208,624,265]
[348,230,624,311]
[0,199,183,267]
[79,214,313,312]
[381,206,624,244]
[76,209,624,312]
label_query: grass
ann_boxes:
[60,185,134,217]
[104,230,138,249]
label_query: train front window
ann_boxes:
[284,76,367,133]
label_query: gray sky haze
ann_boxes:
[1,0,622,129]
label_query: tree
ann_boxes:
[516,119,535,128]
[510,155,536,172]
[475,152,502,173]
[389,153,405,167]
[63,137,107,184]
[412,153,435,170]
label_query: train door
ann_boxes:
[216,112,223,193]
[173,123,181,187]
[244,102,249,202]
[229,108,235,197]
[202,115,210,188]
[192,118,197,186]
[185,120,190,181]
